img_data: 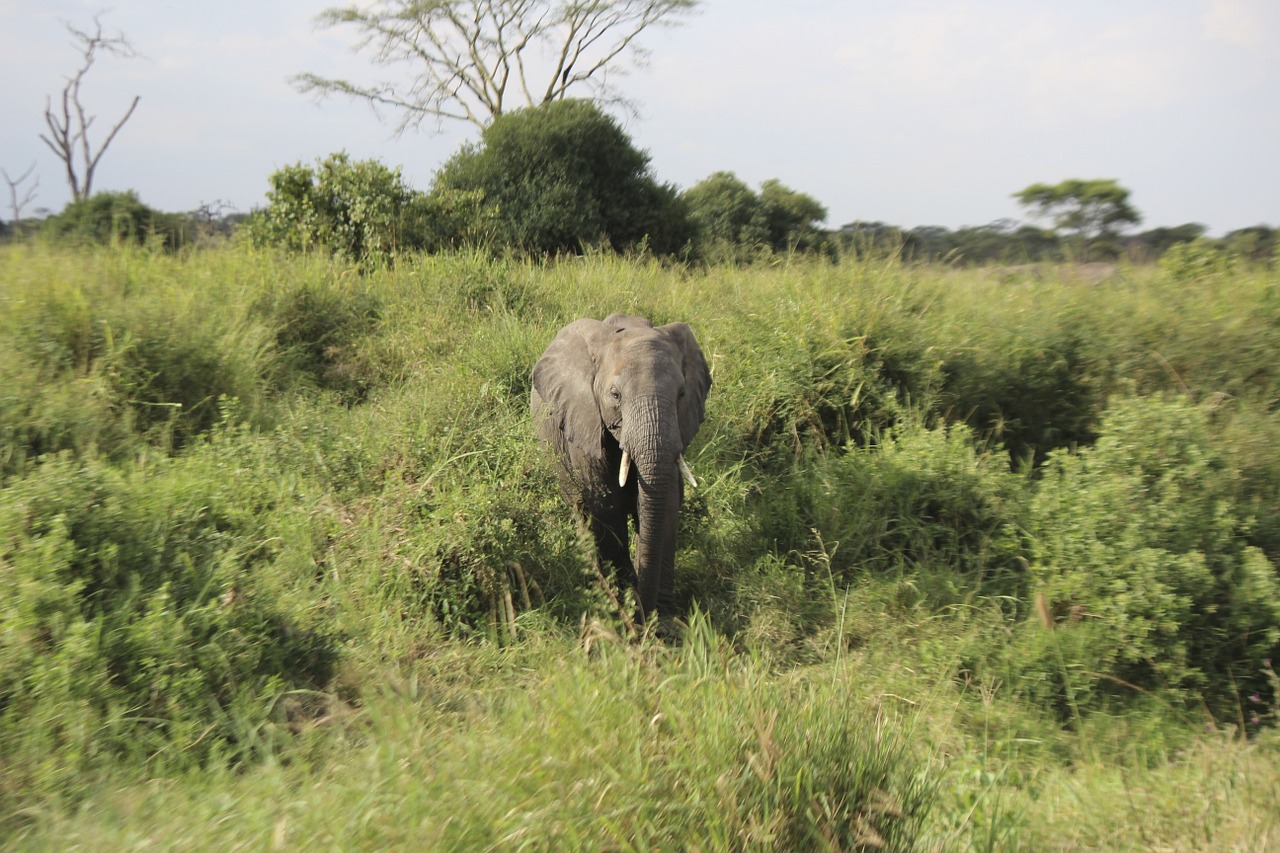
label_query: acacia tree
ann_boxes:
[293,0,698,133]
[1013,178,1141,260]
[40,15,141,203]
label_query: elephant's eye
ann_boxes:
[609,387,621,402]
[677,386,687,399]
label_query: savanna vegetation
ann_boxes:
[3,11,1278,844]
[2,237,1279,850]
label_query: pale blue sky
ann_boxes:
[1,0,1276,234]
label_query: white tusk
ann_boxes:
[619,450,630,487]
[678,454,698,489]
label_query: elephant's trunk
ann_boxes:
[626,401,682,621]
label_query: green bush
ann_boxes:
[431,99,693,256]
[1016,395,1280,719]
[1160,238,1236,284]
[0,254,278,474]
[0,440,338,797]
[41,191,189,250]
[259,277,383,402]
[247,152,429,264]
[939,315,1101,465]
[808,421,1029,597]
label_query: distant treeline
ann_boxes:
[833,219,1277,265]
[2,99,1273,267]
[5,190,1273,269]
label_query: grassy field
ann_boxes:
[2,242,1279,850]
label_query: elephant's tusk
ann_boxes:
[619,450,630,487]
[678,454,698,489]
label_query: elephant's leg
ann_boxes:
[656,483,681,618]
[589,509,634,587]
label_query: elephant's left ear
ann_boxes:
[659,322,712,450]
[531,319,609,459]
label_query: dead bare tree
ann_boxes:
[293,0,698,134]
[40,15,141,202]
[2,163,39,233]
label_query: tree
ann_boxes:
[2,164,39,236]
[834,220,905,259]
[40,15,141,202]
[1013,179,1141,260]
[246,152,431,263]
[681,172,764,251]
[294,0,699,133]
[430,99,691,255]
[758,179,827,252]
[1125,223,1207,262]
[682,172,826,259]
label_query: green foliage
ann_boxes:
[682,170,767,249]
[939,311,1101,465]
[41,191,189,250]
[759,178,829,252]
[4,245,1280,848]
[808,421,1029,596]
[1013,178,1141,236]
[1223,224,1278,263]
[1159,237,1237,284]
[1018,396,1280,719]
[1013,178,1141,259]
[246,152,429,264]
[257,276,383,402]
[0,439,339,798]
[1128,222,1208,261]
[0,248,278,475]
[432,99,692,256]
[682,171,827,260]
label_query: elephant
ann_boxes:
[530,313,711,624]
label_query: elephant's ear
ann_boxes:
[531,319,607,459]
[659,322,712,451]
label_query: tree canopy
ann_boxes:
[430,98,691,255]
[246,152,431,263]
[681,171,827,259]
[294,0,699,133]
[1013,179,1141,259]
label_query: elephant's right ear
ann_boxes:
[531,319,606,459]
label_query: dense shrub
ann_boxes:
[807,421,1029,596]
[41,191,188,250]
[0,441,339,795]
[939,316,1101,466]
[0,257,277,475]
[246,152,431,264]
[708,313,938,472]
[431,99,693,256]
[1014,395,1280,719]
[1159,237,1237,284]
[258,277,383,402]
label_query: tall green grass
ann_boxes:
[2,243,1278,848]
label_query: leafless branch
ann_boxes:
[38,14,142,201]
[295,0,697,133]
[2,163,40,232]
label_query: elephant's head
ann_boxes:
[531,313,711,621]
